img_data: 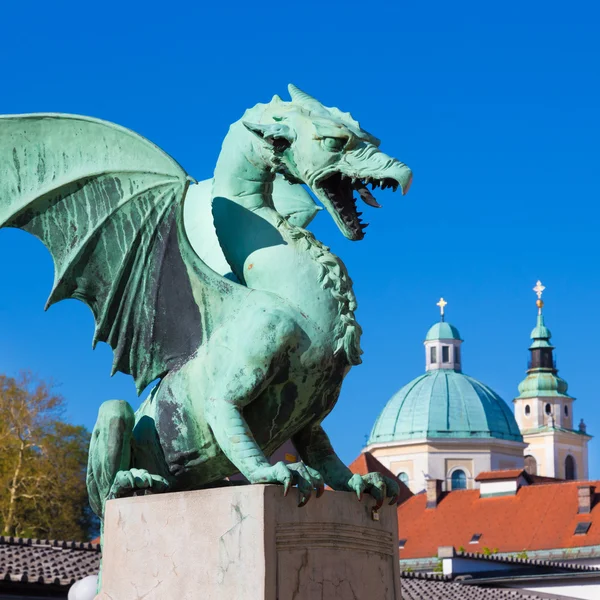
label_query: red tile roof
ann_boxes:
[349,452,413,505]
[475,469,526,481]
[397,480,600,559]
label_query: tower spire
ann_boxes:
[514,280,590,480]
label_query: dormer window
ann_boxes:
[430,347,437,364]
[442,346,450,363]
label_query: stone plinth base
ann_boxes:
[97,484,401,599]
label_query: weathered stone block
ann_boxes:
[97,484,401,599]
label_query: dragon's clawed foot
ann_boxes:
[250,461,325,507]
[347,472,399,510]
[108,468,170,500]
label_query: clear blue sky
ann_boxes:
[1,1,599,477]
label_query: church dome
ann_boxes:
[425,321,462,341]
[368,370,523,444]
[369,301,522,446]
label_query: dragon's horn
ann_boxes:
[288,84,324,110]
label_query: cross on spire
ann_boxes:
[437,297,447,321]
[533,280,545,299]
[533,280,545,315]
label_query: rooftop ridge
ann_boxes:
[400,570,450,581]
[454,550,599,572]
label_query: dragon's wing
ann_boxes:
[0,114,242,393]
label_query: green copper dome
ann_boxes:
[425,321,462,341]
[517,372,569,398]
[368,370,523,444]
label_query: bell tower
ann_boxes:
[513,281,591,479]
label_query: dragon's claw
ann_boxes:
[348,472,399,510]
[108,468,169,500]
[249,461,325,507]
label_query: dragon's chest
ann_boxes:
[242,244,355,338]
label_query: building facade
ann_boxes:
[365,283,591,493]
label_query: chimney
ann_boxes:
[578,485,595,514]
[426,479,443,509]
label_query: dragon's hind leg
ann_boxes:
[87,400,168,518]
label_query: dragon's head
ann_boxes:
[243,84,412,241]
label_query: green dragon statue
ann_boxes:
[0,85,412,518]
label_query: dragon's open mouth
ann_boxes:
[317,172,402,240]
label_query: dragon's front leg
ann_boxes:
[293,424,399,509]
[203,309,322,505]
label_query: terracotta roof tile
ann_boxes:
[349,452,413,505]
[397,480,600,559]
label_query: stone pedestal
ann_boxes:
[97,484,401,599]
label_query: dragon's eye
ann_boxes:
[322,137,348,152]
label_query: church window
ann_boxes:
[565,455,577,480]
[451,469,467,490]
[525,405,531,416]
[565,405,569,417]
[524,455,537,476]
[430,346,437,364]
[545,403,552,415]
[442,346,450,363]
[397,472,409,486]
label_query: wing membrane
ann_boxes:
[0,114,226,392]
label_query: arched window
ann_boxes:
[397,472,409,486]
[565,405,569,417]
[524,455,537,476]
[525,405,531,416]
[451,469,467,490]
[565,455,577,480]
[545,403,552,415]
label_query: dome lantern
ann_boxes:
[424,298,463,372]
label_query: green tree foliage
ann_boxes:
[0,373,97,540]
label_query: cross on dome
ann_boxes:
[437,298,447,321]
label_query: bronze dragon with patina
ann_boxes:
[0,85,412,519]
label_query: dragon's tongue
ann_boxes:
[356,186,382,208]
